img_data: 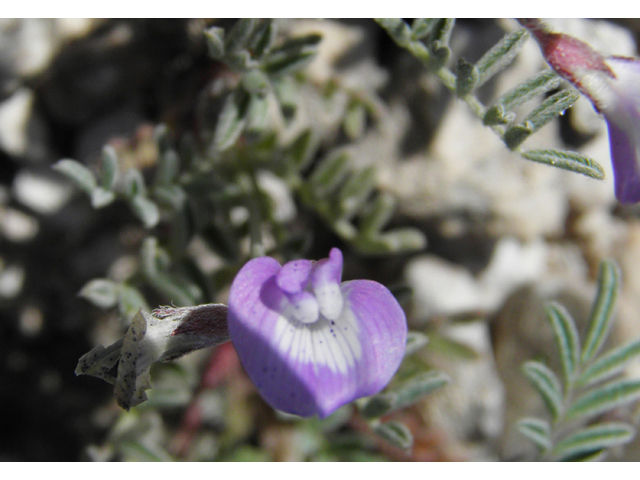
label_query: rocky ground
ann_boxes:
[2,18,640,461]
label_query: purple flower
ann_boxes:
[227,248,407,418]
[521,19,640,203]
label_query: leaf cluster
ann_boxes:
[377,19,605,181]
[517,260,640,461]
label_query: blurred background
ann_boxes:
[3,18,640,461]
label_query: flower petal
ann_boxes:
[276,259,314,294]
[597,58,640,203]
[606,119,640,203]
[227,256,407,418]
[523,22,640,203]
[227,258,321,416]
[341,279,408,395]
[311,247,344,321]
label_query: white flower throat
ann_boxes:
[276,280,361,375]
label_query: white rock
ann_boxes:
[13,170,73,215]
[406,256,482,320]
[0,88,33,156]
[0,207,39,242]
[288,20,364,85]
[425,320,505,457]
[0,264,25,299]
[406,238,546,320]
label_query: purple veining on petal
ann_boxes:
[276,259,314,294]
[605,119,640,203]
[227,249,407,418]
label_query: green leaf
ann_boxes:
[504,90,579,149]
[225,19,259,54]
[242,69,271,96]
[53,159,97,194]
[247,20,275,59]
[484,70,561,126]
[553,422,635,461]
[482,105,514,126]
[124,169,146,198]
[245,94,270,134]
[361,371,448,419]
[360,393,396,419]
[309,152,351,195]
[130,196,160,228]
[91,187,115,209]
[429,18,455,46]
[426,42,450,70]
[577,339,640,388]
[141,237,160,275]
[288,130,317,171]
[79,279,118,309]
[213,90,249,151]
[582,260,620,363]
[524,89,580,132]
[263,34,321,76]
[546,303,581,387]
[368,229,427,255]
[142,388,191,409]
[566,379,640,420]
[574,449,609,462]
[405,331,429,357]
[150,275,197,307]
[154,124,171,154]
[495,70,561,112]
[154,150,180,187]
[410,19,440,40]
[376,19,434,65]
[503,124,533,150]
[521,149,605,180]
[359,193,396,235]
[153,185,187,211]
[392,371,449,410]
[273,76,298,121]
[522,361,564,420]
[337,167,377,219]
[375,18,412,47]
[100,145,118,190]
[265,50,317,77]
[455,58,479,96]
[427,334,480,360]
[117,284,149,320]
[373,421,413,450]
[343,101,367,140]
[223,445,272,462]
[204,26,225,59]
[140,238,197,306]
[475,29,529,87]
[226,50,258,71]
[516,417,552,451]
[118,440,173,462]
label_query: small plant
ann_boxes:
[517,260,640,461]
[377,18,606,181]
[43,19,640,461]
